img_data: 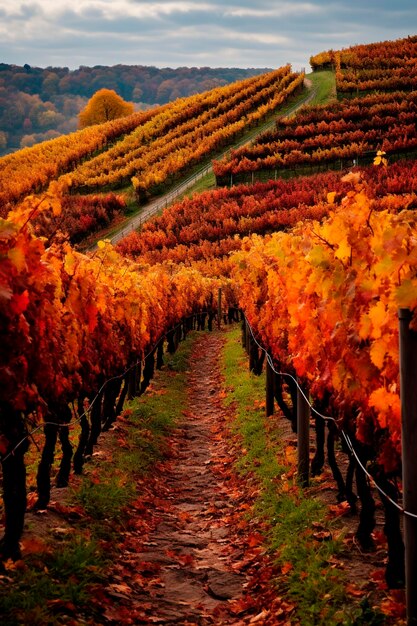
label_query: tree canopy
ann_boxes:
[78,88,135,128]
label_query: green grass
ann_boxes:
[306,70,337,106]
[221,327,383,625]
[0,538,105,625]
[177,171,217,200]
[74,475,134,523]
[0,332,198,625]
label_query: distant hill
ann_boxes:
[0,63,270,155]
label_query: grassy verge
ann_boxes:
[306,70,337,106]
[177,171,217,200]
[221,327,382,625]
[0,333,197,625]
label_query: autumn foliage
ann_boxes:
[231,172,417,473]
[310,34,417,95]
[0,66,303,227]
[117,159,417,268]
[1,39,417,618]
[78,89,135,128]
[213,90,417,184]
[32,192,127,245]
[65,66,303,197]
[0,105,165,211]
[0,190,235,419]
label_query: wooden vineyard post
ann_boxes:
[266,358,275,417]
[398,308,417,625]
[248,333,257,373]
[297,381,310,487]
[246,321,251,355]
[241,318,247,349]
[217,287,222,330]
[265,357,274,415]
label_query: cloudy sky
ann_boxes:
[0,0,416,71]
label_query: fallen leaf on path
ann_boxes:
[49,501,84,519]
[284,444,297,464]
[46,599,76,613]
[137,561,161,575]
[380,594,406,619]
[21,536,50,555]
[231,557,255,572]
[327,501,351,518]
[3,559,25,572]
[247,533,264,548]
[371,530,387,547]
[108,582,133,595]
[313,530,332,541]
[26,491,38,510]
[370,569,386,584]
[345,583,364,597]
[229,595,259,616]
[165,549,195,566]
[250,609,270,623]
[178,511,193,523]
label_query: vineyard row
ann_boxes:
[117,159,417,266]
[64,68,304,197]
[213,90,417,181]
[310,34,417,95]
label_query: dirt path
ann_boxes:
[16,330,404,623]
[106,332,275,625]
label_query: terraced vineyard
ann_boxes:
[1,34,417,625]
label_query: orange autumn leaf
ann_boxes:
[10,290,29,315]
[369,388,401,430]
[8,246,26,272]
[284,445,297,464]
[281,561,293,575]
[108,582,133,596]
[247,533,264,548]
[380,596,406,619]
[346,583,364,597]
[21,536,50,555]
[326,191,337,205]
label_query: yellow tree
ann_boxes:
[78,88,134,128]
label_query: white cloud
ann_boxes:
[223,3,322,18]
[0,1,416,70]
[168,24,290,46]
[1,1,215,20]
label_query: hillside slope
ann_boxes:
[0,66,305,245]
[1,32,416,625]
[0,63,269,155]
